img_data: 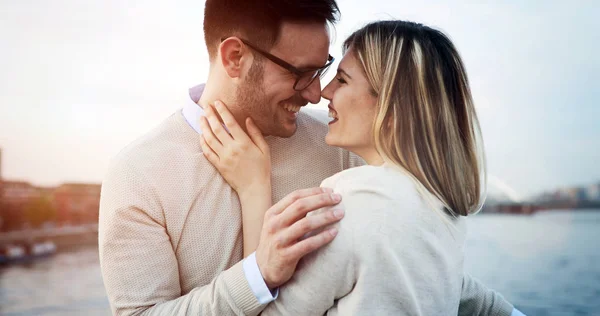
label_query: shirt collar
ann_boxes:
[182,84,206,135]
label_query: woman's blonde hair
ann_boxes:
[344,20,486,217]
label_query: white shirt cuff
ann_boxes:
[242,252,279,304]
[511,308,526,316]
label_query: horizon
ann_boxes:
[0,143,599,201]
[0,1,599,199]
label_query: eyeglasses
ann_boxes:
[236,38,335,91]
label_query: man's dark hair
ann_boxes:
[203,0,340,60]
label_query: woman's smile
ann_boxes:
[328,104,339,124]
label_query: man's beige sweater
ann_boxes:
[99,107,514,315]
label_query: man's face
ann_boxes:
[236,21,330,138]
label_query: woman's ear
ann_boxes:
[219,37,251,79]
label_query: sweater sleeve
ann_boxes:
[98,159,265,316]
[458,273,514,316]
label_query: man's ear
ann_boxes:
[219,37,251,79]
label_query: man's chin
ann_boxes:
[271,123,297,138]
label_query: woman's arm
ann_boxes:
[260,203,357,315]
[199,101,272,256]
[459,273,515,316]
[237,182,272,256]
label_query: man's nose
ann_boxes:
[300,78,322,104]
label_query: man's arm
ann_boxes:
[459,273,517,316]
[99,157,344,315]
[99,160,264,316]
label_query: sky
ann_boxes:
[0,0,598,199]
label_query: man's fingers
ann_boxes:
[214,100,250,142]
[246,117,269,154]
[199,116,224,153]
[286,227,338,259]
[284,208,344,246]
[268,187,335,217]
[205,104,234,146]
[278,193,342,228]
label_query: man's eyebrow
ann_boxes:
[337,68,353,79]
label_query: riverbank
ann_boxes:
[1,211,599,315]
[0,226,98,265]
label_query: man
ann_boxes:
[99,1,523,315]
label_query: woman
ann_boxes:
[201,20,485,315]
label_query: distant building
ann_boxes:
[534,192,555,203]
[554,188,569,201]
[481,202,536,214]
[0,147,3,182]
[576,187,588,201]
[0,181,42,231]
[2,181,41,206]
[555,187,587,202]
[587,183,600,201]
[53,183,101,224]
[0,147,4,202]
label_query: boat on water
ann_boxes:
[0,241,57,265]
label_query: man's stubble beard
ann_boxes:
[236,59,299,138]
[236,59,276,137]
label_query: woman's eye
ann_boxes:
[336,77,347,84]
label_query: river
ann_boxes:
[1,210,599,315]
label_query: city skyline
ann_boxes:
[1,1,599,198]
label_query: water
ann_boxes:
[0,247,110,315]
[1,211,599,315]
[464,210,600,315]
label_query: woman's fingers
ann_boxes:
[200,136,220,166]
[209,101,267,154]
[198,116,224,154]
[246,117,269,154]
[213,101,251,142]
[204,104,234,146]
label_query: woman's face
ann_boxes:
[322,49,379,160]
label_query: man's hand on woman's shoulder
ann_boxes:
[256,187,345,289]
